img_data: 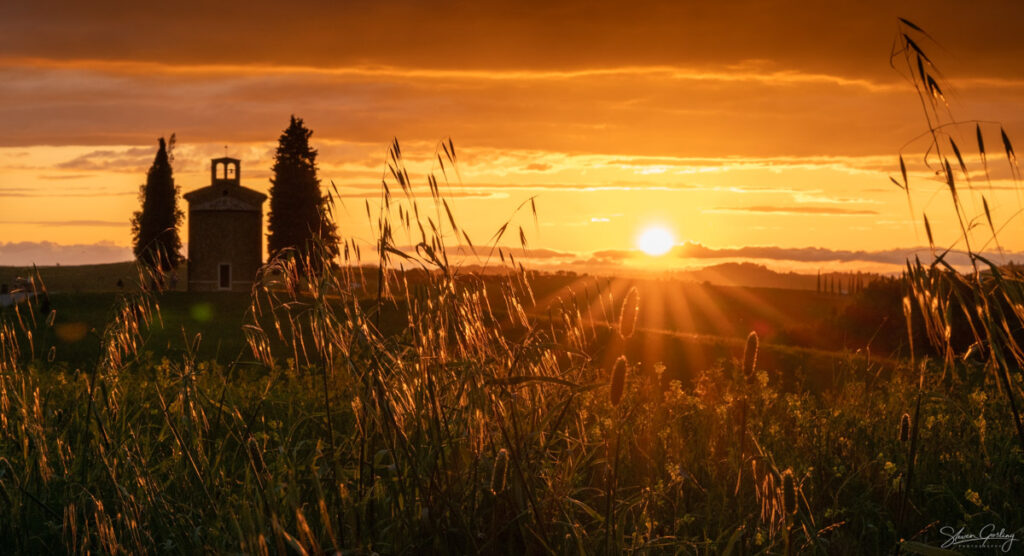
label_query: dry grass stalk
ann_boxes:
[491,448,508,494]
[781,469,797,516]
[610,356,628,406]
[743,331,759,382]
[617,287,639,340]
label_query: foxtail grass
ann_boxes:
[617,287,639,340]
[743,331,759,383]
[491,448,508,495]
[610,355,628,407]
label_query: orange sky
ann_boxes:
[3,1,1024,272]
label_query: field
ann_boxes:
[1,249,1021,554]
[2,264,877,383]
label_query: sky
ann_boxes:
[3,0,1024,273]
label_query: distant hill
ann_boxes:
[679,262,808,289]
[1,259,873,294]
[531,262,879,292]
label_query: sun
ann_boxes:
[637,226,675,256]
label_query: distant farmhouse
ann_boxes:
[183,158,266,292]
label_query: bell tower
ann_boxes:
[210,157,241,186]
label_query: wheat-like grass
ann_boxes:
[743,331,759,382]
[617,287,639,340]
[781,469,797,516]
[610,355,628,406]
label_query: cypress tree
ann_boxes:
[267,115,339,265]
[131,136,183,271]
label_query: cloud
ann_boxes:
[791,192,880,205]
[0,187,135,198]
[452,183,696,192]
[5,1,1024,85]
[56,147,154,172]
[0,240,132,266]
[335,191,500,199]
[674,242,912,263]
[3,0,1024,169]
[677,242,1024,267]
[588,249,634,260]
[498,247,576,259]
[3,50,1023,165]
[38,174,93,180]
[588,241,1024,268]
[393,245,577,260]
[0,60,916,156]
[708,206,879,215]
[0,220,126,227]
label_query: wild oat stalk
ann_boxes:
[604,419,623,552]
[892,18,1024,452]
[736,331,759,497]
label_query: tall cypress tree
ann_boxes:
[131,136,183,271]
[267,115,339,264]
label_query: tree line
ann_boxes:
[816,270,877,295]
[132,116,337,272]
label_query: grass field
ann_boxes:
[1,244,1020,554]
[0,262,178,294]
[1,265,868,381]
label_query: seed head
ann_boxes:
[617,287,640,339]
[899,413,911,443]
[781,469,797,515]
[743,331,759,381]
[491,448,508,494]
[610,355,628,406]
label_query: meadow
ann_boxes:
[1,21,1023,555]
[0,262,864,369]
[1,254,1021,554]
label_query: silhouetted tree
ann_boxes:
[267,116,339,265]
[131,136,183,271]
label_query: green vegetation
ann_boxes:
[0,262,139,294]
[1,264,1021,553]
